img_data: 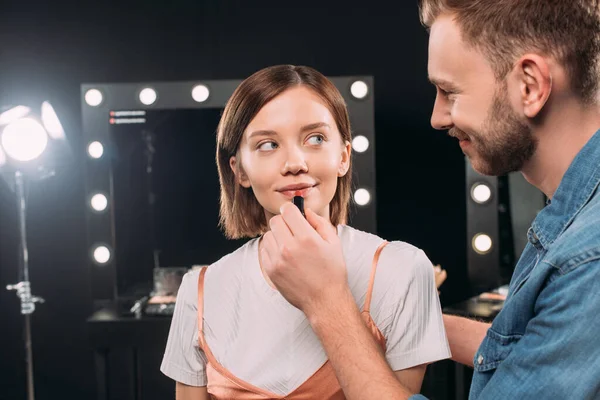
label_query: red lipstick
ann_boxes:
[293,193,305,218]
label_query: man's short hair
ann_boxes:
[420,0,600,104]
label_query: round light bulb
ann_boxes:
[192,84,210,103]
[88,141,104,159]
[473,234,493,254]
[93,246,111,264]
[139,88,157,105]
[85,89,103,107]
[1,118,48,161]
[354,188,371,206]
[471,183,492,204]
[352,135,370,153]
[90,194,108,212]
[350,80,369,99]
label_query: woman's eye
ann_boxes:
[307,135,325,145]
[258,141,278,151]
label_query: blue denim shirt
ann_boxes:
[412,129,600,400]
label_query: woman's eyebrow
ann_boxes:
[248,122,330,139]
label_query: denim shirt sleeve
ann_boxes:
[476,258,600,399]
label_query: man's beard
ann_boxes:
[451,85,538,176]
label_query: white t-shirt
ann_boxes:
[161,224,451,395]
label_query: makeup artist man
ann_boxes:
[259,0,600,398]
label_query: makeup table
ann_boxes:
[439,290,506,400]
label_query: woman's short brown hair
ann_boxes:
[216,65,353,239]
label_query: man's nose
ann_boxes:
[431,94,453,130]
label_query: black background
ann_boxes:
[0,2,469,398]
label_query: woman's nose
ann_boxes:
[281,148,308,175]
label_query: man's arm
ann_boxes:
[476,260,600,398]
[308,286,415,400]
[443,314,490,367]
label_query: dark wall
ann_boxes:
[0,2,468,399]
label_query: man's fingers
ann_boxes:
[280,202,320,241]
[260,232,278,273]
[260,246,272,272]
[305,208,337,243]
[269,215,294,248]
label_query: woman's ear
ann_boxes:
[230,156,251,188]
[338,141,352,177]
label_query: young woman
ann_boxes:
[160,65,450,399]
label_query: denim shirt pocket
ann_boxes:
[473,328,523,372]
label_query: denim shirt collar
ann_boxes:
[530,129,600,248]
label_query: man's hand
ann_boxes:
[260,202,348,317]
[261,202,416,400]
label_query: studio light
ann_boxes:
[0,106,31,125]
[85,89,103,107]
[354,188,371,206]
[41,102,65,140]
[1,101,70,400]
[139,88,157,105]
[1,118,48,162]
[352,135,370,153]
[471,183,492,204]
[87,141,104,159]
[350,80,369,99]
[192,84,210,103]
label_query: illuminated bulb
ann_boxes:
[1,118,48,161]
[473,234,493,254]
[93,246,111,264]
[139,88,157,105]
[354,188,371,206]
[192,84,210,103]
[350,80,369,99]
[471,183,492,204]
[352,135,370,153]
[90,194,108,212]
[88,141,104,159]
[85,89,103,107]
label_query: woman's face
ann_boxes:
[230,86,351,223]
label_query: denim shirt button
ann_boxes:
[477,355,484,365]
[528,227,540,246]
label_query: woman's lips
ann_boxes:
[279,186,313,198]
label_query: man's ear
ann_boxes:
[230,156,251,188]
[338,141,352,177]
[513,54,552,119]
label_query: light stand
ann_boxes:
[6,171,45,400]
[0,102,69,400]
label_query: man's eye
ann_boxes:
[438,87,455,98]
